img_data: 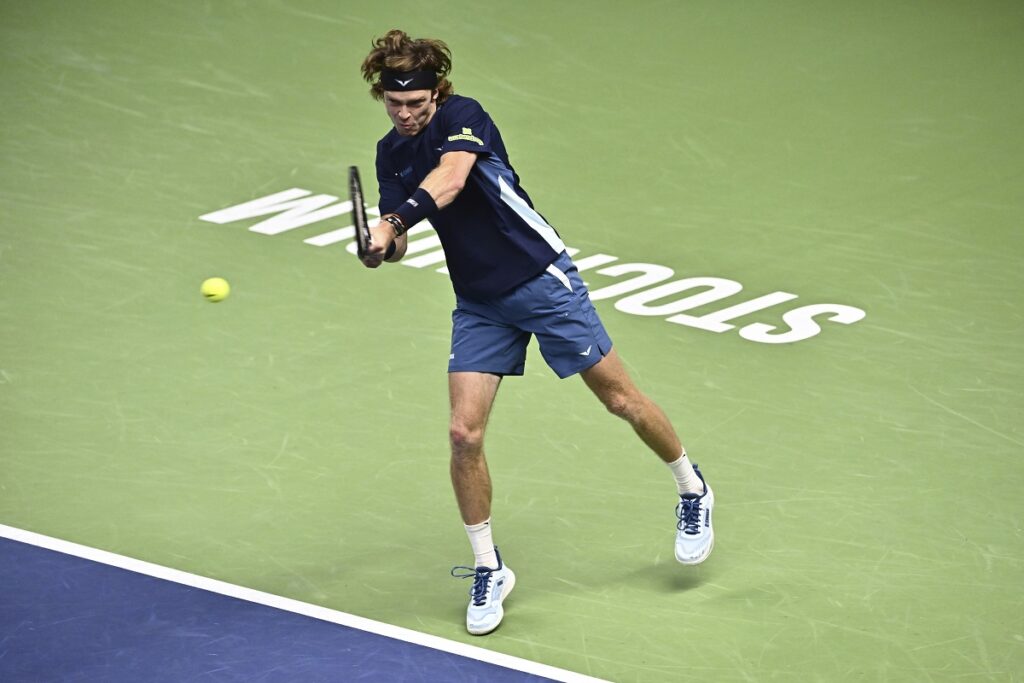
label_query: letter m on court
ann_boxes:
[199,188,353,235]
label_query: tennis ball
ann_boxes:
[201,277,230,302]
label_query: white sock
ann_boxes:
[666,452,703,496]
[464,518,499,569]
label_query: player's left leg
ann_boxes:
[580,349,715,565]
[579,349,681,464]
[514,250,715,564]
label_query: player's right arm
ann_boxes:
[366,145,410,267]
[364,218,407,267]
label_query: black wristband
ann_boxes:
[394,187,438,229]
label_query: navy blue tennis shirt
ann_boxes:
[376,95,566,301]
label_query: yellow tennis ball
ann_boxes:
[201,277,230,302]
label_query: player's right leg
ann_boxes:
[446,297,528,635]
[448,371,517,635]
[448,371,502,528]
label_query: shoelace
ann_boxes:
[451,566,494,606]
[676,496,702,535]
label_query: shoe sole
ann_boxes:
[468,568,516,636]
[676,531,714,565]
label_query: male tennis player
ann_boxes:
[359,30,715,636]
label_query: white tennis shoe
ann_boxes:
[675,465,715,565]
[451,547,516,635]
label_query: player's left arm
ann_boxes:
[419,150,479,209]
[374,151,478,257]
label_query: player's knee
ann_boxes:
[449,422,484,455]
[603,391,637,421]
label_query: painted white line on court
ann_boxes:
[0,524,609,683]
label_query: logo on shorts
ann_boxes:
[579,345,592,357]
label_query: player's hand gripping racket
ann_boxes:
[348,166,371,260]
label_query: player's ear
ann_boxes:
[431,89,439,103]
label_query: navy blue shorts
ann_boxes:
[449,252,613,379]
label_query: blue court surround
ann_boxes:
[0,538,554,682]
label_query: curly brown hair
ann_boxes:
[361,30,454,103]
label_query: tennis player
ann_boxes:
[359,30,715,636]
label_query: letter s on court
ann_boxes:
[738,304,867,344]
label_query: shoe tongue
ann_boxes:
[680,492,700,500]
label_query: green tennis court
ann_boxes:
[2,1,1022,679]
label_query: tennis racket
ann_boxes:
[348,166,370,259]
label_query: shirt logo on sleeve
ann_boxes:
[447,127,484,145]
